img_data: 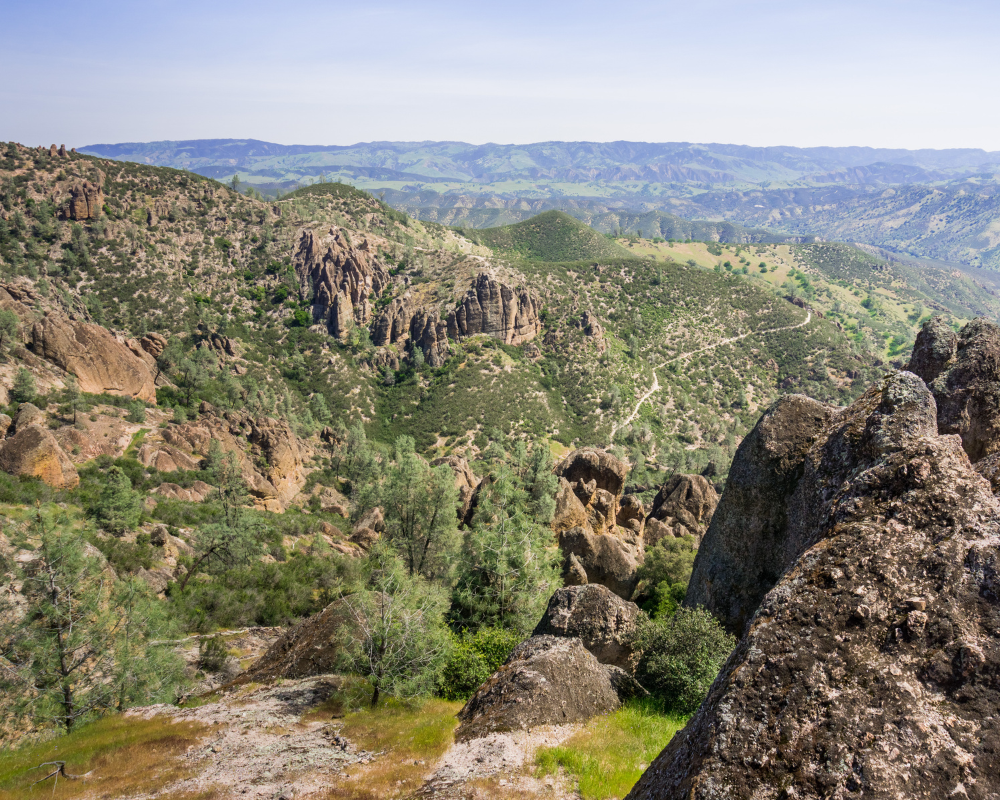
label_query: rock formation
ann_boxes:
[644,474,719,546]
[446,273,542,345]
[239,598,359,684]
[532,583,640,671]
[66,180,104,220]
[551,448,643,599]
[431,455,480,522]
[29,313,157,403]
[686,394,836,635]
[629,371,1000,799]
[908,316,1000,462]
[293,227,389,339]
[455,636,623,742]
[157,407,307,510]
[0,423,79,489]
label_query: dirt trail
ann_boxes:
[612,310,811,435]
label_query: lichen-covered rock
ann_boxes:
[29,313,156,403]
[446,273,542,345]
[10,403,45,437]
[532,584,641,671]
[293,227,389,339]
[915,317,1000,463]
[0,424,79,488]
[629,371,1000,800]
[645,474,719,546]
[239,598,359,683]
[686,393,837,635]
[455,636,620,742]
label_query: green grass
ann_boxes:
[462,211,632,262]
[535,700,688,800]
[0,714,211,800]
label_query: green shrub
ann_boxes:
[635,535,697,617]
[436,626,522,700]
[198,634,228,672]
[10,367,35,403]
[125,401,146,423]
[633,607,736,714]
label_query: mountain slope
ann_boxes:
[460,211,632,262]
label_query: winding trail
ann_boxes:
[612,310,811,435]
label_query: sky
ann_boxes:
[2,0,999,150]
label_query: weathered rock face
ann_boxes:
[293,227,389,340]
[645,474,719,546]
[686,394,836,635]
[906,315,958,386]
[552,449,643,599]
[65,180,104,220]
[372,295,452,365]
[10,403,45,437]
[630,371,1000,800]
[910,317,1000,463]
[29,314,157,403]
[0,424,79,489]
[446,273,541,345]
[533,584,640,671]
[158,407,307,510]
[456,636,621,742]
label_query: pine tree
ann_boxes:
[95,465,143,535]
[11,367,35,403]
[382,436,460,581]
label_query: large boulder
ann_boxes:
[533,584,641,671]
[29,313,156,403]
[629,371,1000,799]
[910,316,1000,463]
[0,424,79,489]
[645,474,719,546]
[560,526,644,602]
[239,598,358,683]
[686,393,837,635]
[455,636,621,742]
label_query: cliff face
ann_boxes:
[630,370,1000,800]
[292,227,390,339]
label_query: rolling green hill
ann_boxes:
[460,211,632,262]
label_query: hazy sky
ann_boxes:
[3,0,998,150]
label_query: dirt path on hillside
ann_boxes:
[612,310,811,435]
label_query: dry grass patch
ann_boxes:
[0,714,214,800]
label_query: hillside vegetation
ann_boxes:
[460,211,632,262]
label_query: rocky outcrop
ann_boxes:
[29,313,156,403]
[159,407,307,510]
[293,227,389,340]
[10,403,45,437]
[906,315,958,386]
[151,481,213,503]
[239,598,359,683]
[628,370,1000,800]
[455,636,622,742]
[65,180,104,221]
[644,474,719,546]
[686,393,836,635]
[431,455,480,522]
[532,584,640,671]
[909,317,1000,463]
[446,273,541,345]
[0,423,79,489]
[552,449,642,599]
[136,442,201,472]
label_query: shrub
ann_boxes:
[10,367,35,403]
[198,634,228,672]
[633,607,736,715]
[436,626,521,700]
[125,400,146,423]
[635,535,697,617]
